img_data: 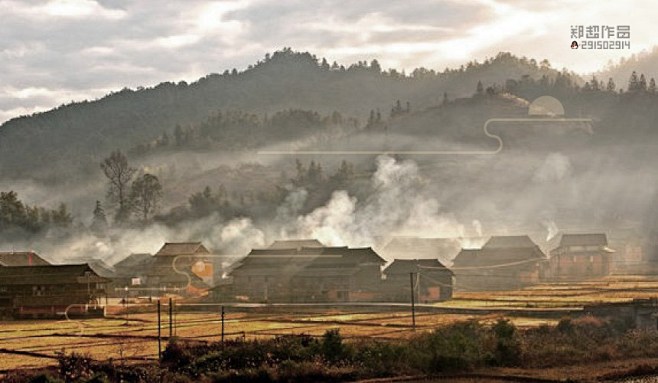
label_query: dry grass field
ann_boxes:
[2,275,658,372]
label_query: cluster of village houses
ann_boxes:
[0,231,647,318]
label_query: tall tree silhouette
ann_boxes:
[130,173,162,223]
[100,150,136,223]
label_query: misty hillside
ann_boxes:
[598,47,658,90]
[1,48,658,265]
[0,50,569,181]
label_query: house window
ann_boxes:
[0,286,7,293]
[32,285,46,296]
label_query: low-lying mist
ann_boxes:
[2,127,657,266]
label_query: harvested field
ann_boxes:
[3,275,658,372]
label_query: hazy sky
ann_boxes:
[0,0,654,124]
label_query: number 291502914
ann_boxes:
[580,40,630,49]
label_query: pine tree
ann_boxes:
[606,78,616,92]
[51,203,72,227]
[649,78,656,93]
[628,71,639,92]
[370,59,381,73]
[189,186,218,217]
[442,92,449,105]
[90,200,108,234]
[639,74,648,91]
[320,58,330,70]
[331,160,355,184]
[476,80,484,95]
[391,100,404,117]
[590,76,599,91]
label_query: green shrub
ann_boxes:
[492,319,521,366]
[321,329,348,364]
[556,318,574,334]
[56,352,95,382]
[408,320,490,373]
[351,340,407,376]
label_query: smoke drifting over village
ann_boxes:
[280,155,467,247]
[0,154,472,264]
[0,48,657,272]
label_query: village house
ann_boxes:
[547,233,614,280]
[85,259,116,279]
[382,259,454,302]
[224,242,386,302]
[607,230,648,274]
[0,264,109,319]
[145,242,213,296]
[452,235,547,291]
[111,253,154,298]
[0,251,50,266]
[377,237,462,267]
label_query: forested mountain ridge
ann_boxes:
[0,50,570,181]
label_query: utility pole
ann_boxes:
[168,298,173,338]
[410,272,416,331]
[157,300,162,359]
[221,305,225,344]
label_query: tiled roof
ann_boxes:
[452,247,546,268]
[0,252,50,266]
[558,233,608,247]
[379,237,462,265]
[384,259,452,275]
[230,246,386,277]
[268,239,324,249]
[0,264,109,285]
[85,259,116,278]
[114,253,153,270]
[155,242,210,256]
[483,235,538,249]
